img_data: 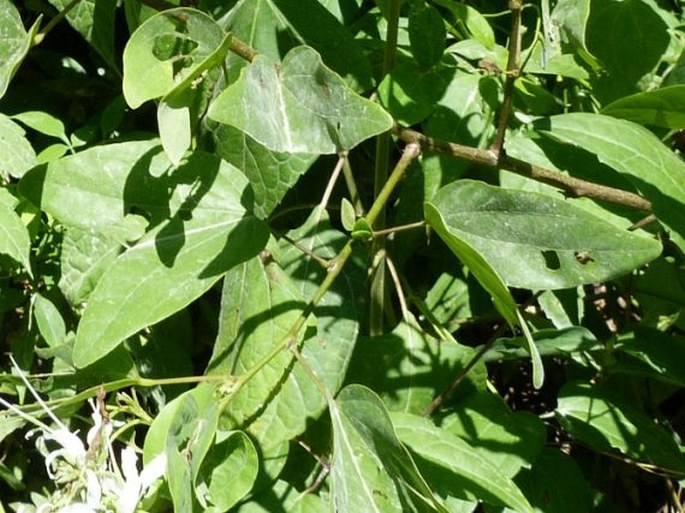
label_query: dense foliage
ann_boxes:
[1,0,685,511]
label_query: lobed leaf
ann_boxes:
[208,46,392,154]
[123,8,224,109]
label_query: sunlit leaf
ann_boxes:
[425,192,544,388]
[0,0,40,99]
[602,85,685,129]
[211,124,316,219]
[428,180,661,289]
[0,201,32,275]
[391,411,534,512]
[208,46,392,154]
[556,381,685,474]
[123,8,224,109]
[539,113,685,251]
[330,385,447,512]
[219,0,372,90]
[0,113,37,180]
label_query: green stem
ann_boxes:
[33,0,84,45]
[226,144,421,401]
[370,0,402,336]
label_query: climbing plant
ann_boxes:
[1,0,685,511]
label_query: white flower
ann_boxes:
[116,447,167,513]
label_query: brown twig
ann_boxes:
[490,0,523,160]
[394,125,653,212]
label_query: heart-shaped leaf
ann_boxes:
[208,46,392,154]
[123,8,225,109]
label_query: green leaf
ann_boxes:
[58,228,121,307]
[346,313,484,413]
[196,431,258,511]
[67,150,268,367]
[428,180,662,289]
[432,0,494,50]
[12,111,69,143]
[408,5,445,71]
[351,217,373,241]
[46,0,118,71]
[614,327,685,387]
[0,201,32,275]
[550,0,598,67]
[209,207,362,465]
[219,0,372,91]
[440,393,546,478]
[144,384,218,465]
[0,113,37,180]
[33,294,66,347]
[539,112,685,251]
[484,327,598,363]
[585,0,670,102]
[330,385,447,512]
[166,391,219,511]
[19,140,170,231]
[211,124,317,219]
[123,8,224,109]
[341,197,356,232]
[158,32,233,164]
[208,46,392,154]
[511,448,593,513]
[376,59,449,126]
[601,85,685,129]
[425,190,545,388]
[232,479,330,512]
[391,411,534,512]
[207,247,312,448]
[555,381,685,474]
[0,0,40,99]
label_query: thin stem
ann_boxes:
[282,234,330,268]
[229,37,259,62]
[422,323,510,417]
[342,156,364,216]
[224,144,421,401]
[373,220,426,238]
[34,0,84,45]
[385,255,408,318]
[370,0,402,336]
[490,0,523,159]
[394,125,652,212]
[320,154,347,210]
